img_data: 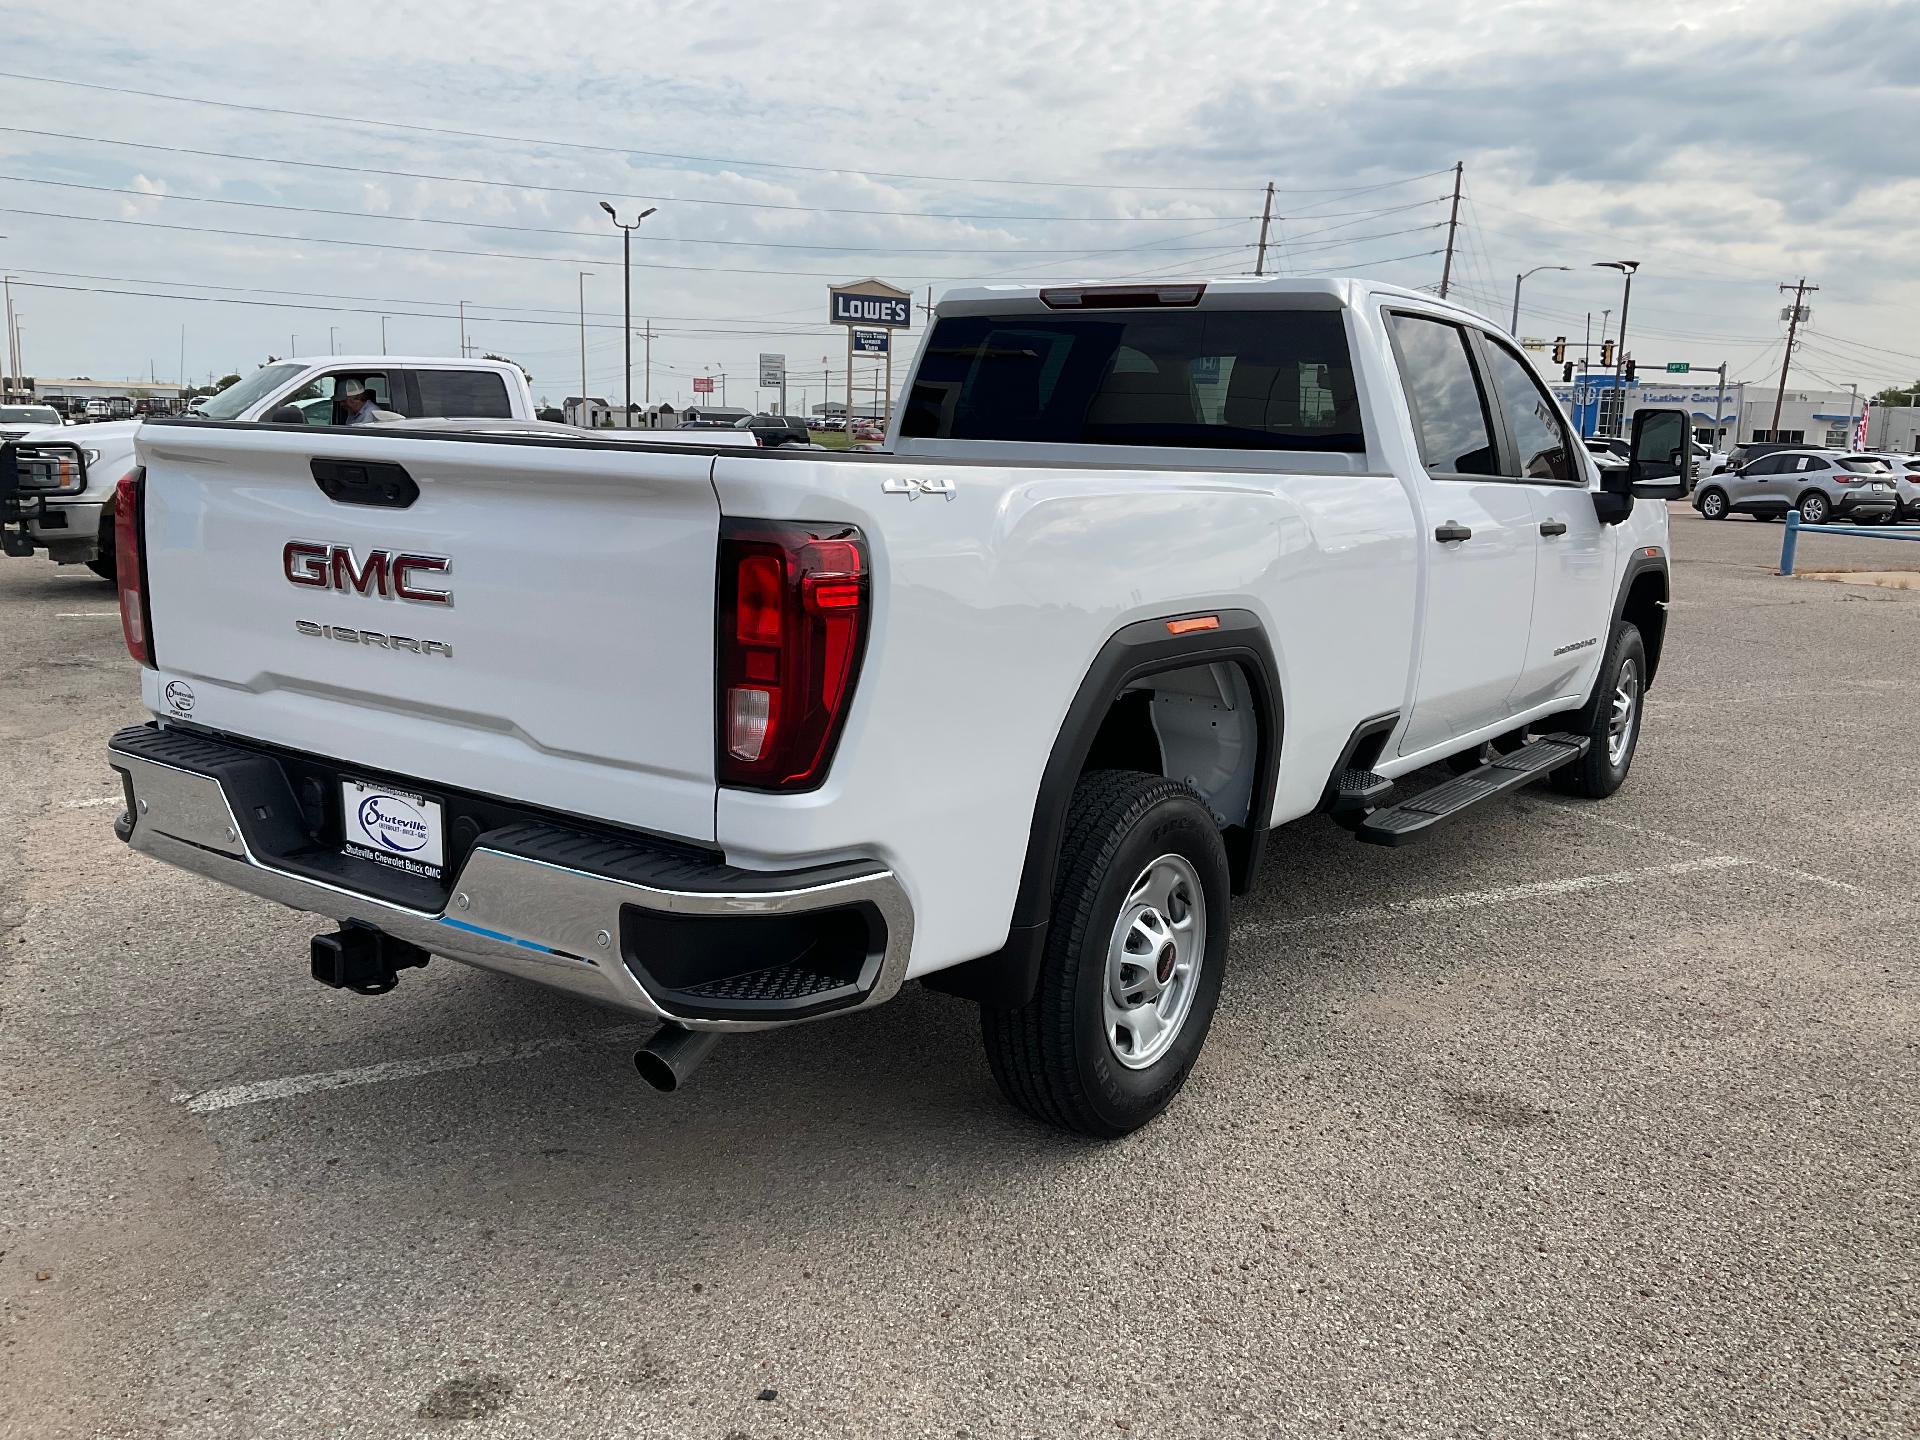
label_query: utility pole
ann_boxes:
[1770,277,1818,442]
[1437,161,1464,300]
[644,319,652,409]
[576,271,592,422]
[457,300,467,358]
[380,316,388,355]
[3,275,18,391]
[1711,362,1728,452]
[1254,182,1276,277]
[178,324,185,391]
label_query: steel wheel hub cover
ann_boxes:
[1102,853,1206,1070]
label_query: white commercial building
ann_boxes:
[1546,371,1869,450]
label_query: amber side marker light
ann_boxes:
[1166,615,1220,635]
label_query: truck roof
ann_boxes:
[933,274,1492,326]
[271,355,521,369]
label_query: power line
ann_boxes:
[0,174,1256,255]
[0,204,1247,282]
[0,127,1248,224]
[0,276,849,340]
[0,70,1277,193]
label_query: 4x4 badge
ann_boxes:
[881,476,955,501]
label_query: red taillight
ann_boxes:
[717,520,869,790]
[113,468,155,667]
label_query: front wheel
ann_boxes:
[980,771,1230,1138]
[85,554,117,582]
[1697,488,1729,521]
[1551,622,1647,800]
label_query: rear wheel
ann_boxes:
[1797,492,1830,525]
[1697,487,1729,521]
[980,771,1229,1138]
[85,554,116,582]
[1551,623,1646,800]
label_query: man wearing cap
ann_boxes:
[338,379,401,426]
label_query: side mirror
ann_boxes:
[264,404,305,425]
[1627,408,1689,500]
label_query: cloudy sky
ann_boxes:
[1,0,1913,409]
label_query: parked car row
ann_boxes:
[1690,449,1912,525]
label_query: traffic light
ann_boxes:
[1562,362,1574,383]
[1551,336,1567,364]
[1623,359,1637,384]
[1600,339,1616,367]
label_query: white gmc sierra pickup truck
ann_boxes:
[0,356,535,579]
[101,278,1687,1136]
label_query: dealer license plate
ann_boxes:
[340,778,446,880]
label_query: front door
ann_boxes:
[1475,336,1616,713]
[1386,311,1539,758]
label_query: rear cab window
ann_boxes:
[414,369,514,419]
[901,304,1364,454]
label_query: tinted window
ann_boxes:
[1837,457,1890,472]
[414,369,513,419]
[900,308,1363,452]
[1388,314,1497,476]
[1746,456,1782,475]
[1482,340,1573,481]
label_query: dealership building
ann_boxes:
[1546,371,1871,450]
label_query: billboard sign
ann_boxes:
[693,376,714,395]
[758,353,785,387]
[851,329,889,354]
[830,285,912,329]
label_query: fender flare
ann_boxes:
[925,609,1282,1008]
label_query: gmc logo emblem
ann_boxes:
[284,541,452,605]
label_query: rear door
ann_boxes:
[135,424,722,842]
[1475,334,1615,713]
[1387,311,1537,758]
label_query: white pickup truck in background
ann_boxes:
[0,355,535,579]
[102,277,1689,1136]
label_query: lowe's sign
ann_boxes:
[830,289,912,328]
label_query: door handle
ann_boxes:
[1539,519,1568,537]
[1434,523,1472,543]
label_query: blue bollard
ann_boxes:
[1781,509,1799,576]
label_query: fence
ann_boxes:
[1779,509,1920,575]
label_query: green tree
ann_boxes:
[1870,381,1920,407]
[216,373,243,390]
[483,352,531,382]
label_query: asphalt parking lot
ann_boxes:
[2,508,1915,1440]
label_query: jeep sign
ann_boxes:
[830,289,911,328]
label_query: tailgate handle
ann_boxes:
[311,458,419,509]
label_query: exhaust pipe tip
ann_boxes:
[635,1025,721,1093]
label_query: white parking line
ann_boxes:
[176,856,1758,1115]
[1240,855,1751,937]
[55,612,118,619]
[179,1025,651,1113]
[1531,800,1866,897]
[63,796,125,809]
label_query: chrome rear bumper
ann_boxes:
[108,725,913,1031]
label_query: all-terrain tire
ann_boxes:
[1550,622,1647,799]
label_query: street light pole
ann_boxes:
[599,203,657,427]
[1509,265,1570,334]
[576,270,593,425]
[1593,261,1640,437]
[329,325,338,356]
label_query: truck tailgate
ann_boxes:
[134,425,721,844]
